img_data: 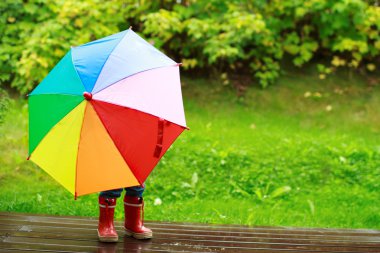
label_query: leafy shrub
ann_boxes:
[0,0,127,94]
[1,0,379,93]
[141,0,379,86]
[142,2,283,87]
[0,89,9,124]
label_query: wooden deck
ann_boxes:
[0,212,379,252]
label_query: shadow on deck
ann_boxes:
[0,212,379,252]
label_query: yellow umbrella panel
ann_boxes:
[29,101,140,197]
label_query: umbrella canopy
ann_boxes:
[28,28,187,197]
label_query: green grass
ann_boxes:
[0,70,379,229]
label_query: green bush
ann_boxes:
[141,0,379,86]
[0,0,127,94]
[0,88,9,124]
[1,0,379,93]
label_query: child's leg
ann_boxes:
[123,184,152,239]
[97,188,123,242]
[124,185,145,198]
[100,188,123,198]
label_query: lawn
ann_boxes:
[0,69,379,229]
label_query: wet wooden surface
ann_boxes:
[0,212,379,252]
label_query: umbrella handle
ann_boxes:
[153,118,165,158]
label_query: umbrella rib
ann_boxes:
[73,102,89,199]
[28,93,83,97]
[70,49,88,93]
[92,99,187,129]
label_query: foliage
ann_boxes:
[1,73,379,228]
[141,0,380,86]
[141,1,283,87]
[0,0,127,94]
[1,0,379,93]
[0,88,9,124]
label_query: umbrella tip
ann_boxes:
[176,63,182,67]
[83,92,93,101]
[129,26,133,30]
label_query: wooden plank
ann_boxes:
[1,226,378,249]
[1,233,206,253]
[0,212,379,253]
[1,222,379,248]
[1,217,380,246]
[1,214,380,240]
[2,212,378,234]
[0,220,380,250]
[0,211,378,234]
[1,225,379,246]
[0,237,370,253]
[1,212,379,236]
[1,227,379,252]
[0,250,73,253]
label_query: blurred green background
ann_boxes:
[0,0,379,229]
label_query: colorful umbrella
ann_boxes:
[28,28,187,198]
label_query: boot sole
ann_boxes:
[124,227,153,239]
[97,229,118,242]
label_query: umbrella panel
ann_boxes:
[30,101,86,194]
[30,50,85,96]
[92,30,176,94]
[93,66,186,127]
[92,100,185,183]
[72,30,127,92]
[76,102,140,196]
[29,94,83,155]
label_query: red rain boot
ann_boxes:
[98,197,118,242]
[124,195,153,239]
